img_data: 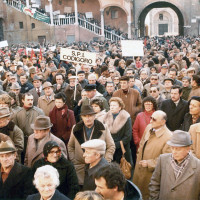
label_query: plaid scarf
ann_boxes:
[170,153,190,179]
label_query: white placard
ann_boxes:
[53,10,60,15]
[32,4,40,8]
[60,48,96,66]
[0,40,8,48]
[85,12,93,18]
[49,46,56,51]
[121,40,144,57]
[191,19,197,23]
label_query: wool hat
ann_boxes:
[77,70,85,75]
[31,115,53,130]
[43,141,61,158]
[80,105,96,116]
[81,139,106,155]
[167,130,192,147]
[0,140,16,154]
[163,78,174,84]
[68,76,77,80]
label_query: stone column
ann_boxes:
[100,9,104,37]
[48,0,53,26]
[74,0,78,25]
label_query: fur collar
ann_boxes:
[73,120,105,145]
[104,110,130,134]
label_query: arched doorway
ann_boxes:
[103,6,128,33]
[138,1,184,37]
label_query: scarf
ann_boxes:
[0,121,15,136]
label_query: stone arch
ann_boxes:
[102,4,129,17]
[137,1,185,36]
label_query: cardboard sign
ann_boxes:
[0,40,8,48]
[121,40,144,57]
[60,48,96,65]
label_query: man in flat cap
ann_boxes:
[25,115,68,167]
[189,53,200,74]
[37,82,55,116]
[77,71,88,89]
[29,75,44,106]
[0,140,34,199]
[81,139,108,191]
[68,105,115,186]
[149,130,200,200]
[82,84,109,111]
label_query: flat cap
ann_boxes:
[81,139,106,154]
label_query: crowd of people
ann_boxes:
[0,36,200,199]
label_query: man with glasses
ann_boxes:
[142,73,164,98]
[133,110,172,200]
[149,85,164,109]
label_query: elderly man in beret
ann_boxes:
[24,115,68,167]
[149,130,200,200]
[29,75,44,106]
[68,105,115,186]
[0,140,34,199]
[82,84,109,111]
[81,139,108,191]
[37,82,55,116]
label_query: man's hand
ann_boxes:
[139,160,148,167]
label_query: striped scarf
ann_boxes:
[170,153,190,179]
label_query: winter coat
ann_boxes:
[132,111,154,148]
[95,110,107,124]
[49,105,76,144]
[149,153,200,200]
[68,120,115,185]
[25,132,68,167]
[104,110,132,163]
[0,162,34,200]
[112,88,142,124]
[124,180,142,200]
[29,88,44,106]
[182,86,192,101]
[53,82,68,94]
[189,122,200,159]
[83,158,108,191]
[188,86,200,100]
[26,189,70,200]
[64,84,82,110]
[181,113,200,131]
[37,94,55,116]
[32,156,79,199]
[160,98,189,131]
[12,107,44,138]
[20,82,34,94]
[133,124,172,200]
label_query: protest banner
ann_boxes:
[0,41,8,48]
[121,40,144,57]
[60,48,96,66]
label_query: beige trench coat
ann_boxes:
[189,122,200,159]
[133,124,172,200]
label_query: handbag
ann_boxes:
[119,141,132,179]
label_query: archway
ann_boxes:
[103,6,128,33]
[138,1,184,37]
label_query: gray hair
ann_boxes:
[33,165,60,189]
[88,73,97,80]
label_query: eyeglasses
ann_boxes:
[151,78,158,81]
[150,90,157,93]
[49,150,61,155]
[150,117,157,121]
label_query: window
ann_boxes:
[31,23,35,29]
[159,14,163,21]
[111,10,118,19]
[19,22,23,29]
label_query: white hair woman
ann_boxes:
[26,165,70,200]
